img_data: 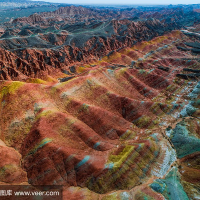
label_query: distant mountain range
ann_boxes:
[1,2,200,200]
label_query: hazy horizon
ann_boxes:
[32,0,200,6]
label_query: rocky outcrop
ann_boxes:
[0,19,182,81]
[0,140,27,184]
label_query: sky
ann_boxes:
[38,0,200,5]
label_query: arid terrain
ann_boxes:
[1,3,200,200]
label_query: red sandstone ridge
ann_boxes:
[12,13,46,25]
[0,17,184,81]
[0,140,27,184]
[0,66,175,190]
[0,47,65,81]
[48,5,91,16]
[0,30,195,82]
